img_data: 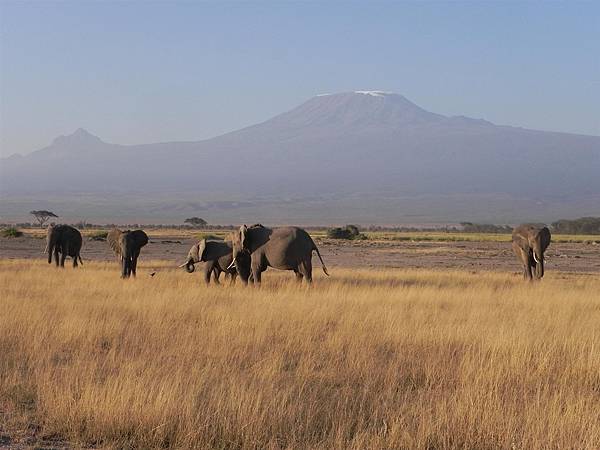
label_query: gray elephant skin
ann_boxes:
[45,224,83,268]
[180,239,242,284]
[229,224,329,285]
[512,224,551,280]
[107,229,149,278]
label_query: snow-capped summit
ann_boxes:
[354,90,393,97]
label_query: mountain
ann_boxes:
[1,91,599,224]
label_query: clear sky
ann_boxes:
[1,1,598,157]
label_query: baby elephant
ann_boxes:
[180,239,241,284]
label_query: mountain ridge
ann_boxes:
[1,91,599,223]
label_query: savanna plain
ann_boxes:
[1,231,600,449]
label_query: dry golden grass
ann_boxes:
[1,259,599,449]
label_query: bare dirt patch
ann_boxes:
[1,234,599,275]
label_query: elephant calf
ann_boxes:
[512,224,551,280]
[45,224,83,268]
[107,229,149,278]
[180,239,243,284]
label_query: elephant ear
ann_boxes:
[539,227,551,252]
[107,229,123,257]
[512,227,530,252]
[239,225,249,250]
[197,239,207,262]
[131,230,149,248]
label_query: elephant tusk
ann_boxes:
[533,253,541,264]
[178,261,191,268]
[226,260,236,270]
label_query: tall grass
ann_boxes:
[1,259,599,449]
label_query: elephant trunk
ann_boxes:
[535,258,544,279]
[533,244,544,278]
[178,258,196,273]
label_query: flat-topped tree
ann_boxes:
[30,210,58,227]
[184,217,207,228]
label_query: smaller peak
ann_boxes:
[52,128,103,146]
[72,128,94,137]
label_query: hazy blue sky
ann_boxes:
[1,1,598,157]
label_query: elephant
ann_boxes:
[179,239,242,284]
[45,224,83,268]
[107,229,149,278]
[512,224,551,280]
[227,224,329,285]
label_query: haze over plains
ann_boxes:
[1,2,599,224]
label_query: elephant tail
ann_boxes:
[312,242,329,276]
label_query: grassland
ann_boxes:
[1,259,599,449]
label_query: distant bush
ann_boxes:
[327,225,366,240]
[89,231,108,241]
[460,222,512,234]
[184,217,208,228]
[551,217,600,235]
[2,227,23,238]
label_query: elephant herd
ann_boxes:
[44,222,551,283]
[46,224,149,278]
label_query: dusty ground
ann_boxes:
[1,233,599,275]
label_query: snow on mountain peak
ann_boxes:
[354,90,393,97]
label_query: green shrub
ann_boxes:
[2,227,23,238]
[89,231,108,241]
[326,225,366,240]
[459,222,512,233]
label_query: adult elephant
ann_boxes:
[107,229,149,278]
[179,239,242,284]
[45,224,83,268]
[512,224,551,280]
[228,224,329,285]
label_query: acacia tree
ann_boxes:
[30,210,58,227]
[184,217,208,228]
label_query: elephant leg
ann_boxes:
[251,268,262,285]
[525,260,533,280]
[299,259,313,284]
[73,255,78,268]
[213,268,222,285]
[131,249,141,276]
[230,273,236,286]
[121,258,128,278]
[203,267,212,284]
[60,246,67,268]
[294,269,303,283]
[54,247,60,267]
